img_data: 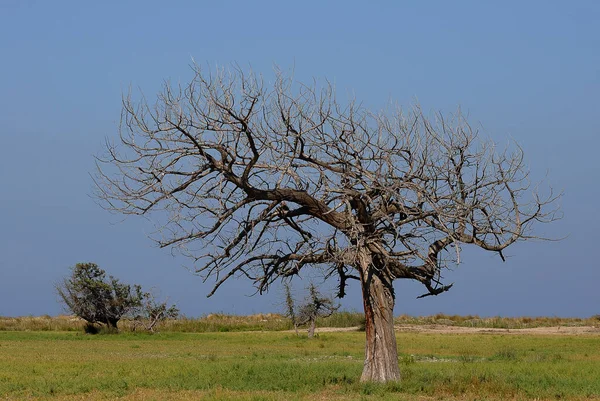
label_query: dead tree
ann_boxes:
[95,64,560,382]
[295,283,339,338]
[283,282,339,337]
[283,282,299,335]
[132,292,179,333]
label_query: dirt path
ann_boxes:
[311,325,600,335]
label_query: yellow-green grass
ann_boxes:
[1,313,598,333]
[395,313,600,329]
[1,330,599,400]
[0,312,364,333]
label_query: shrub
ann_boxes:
[56,262,143,330]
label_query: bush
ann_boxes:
[56,262,143,330]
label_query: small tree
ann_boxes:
[283,282,299,335]
[133,292,179,332]
[285,283,339,338]
[56,262,143,330]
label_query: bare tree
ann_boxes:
[282,282,299,336]
[132,291,179,333]
[295,283,340,338]
[283,282,339,338]
[95,65,560,382]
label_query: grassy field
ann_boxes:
[1,329,599,400]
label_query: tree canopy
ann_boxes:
[95,65,559,381]
[56,262,143,329]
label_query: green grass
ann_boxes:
[1,330,599,400]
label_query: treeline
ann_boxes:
[52,262,354,335]
[1,313,598,333]
[0,312,363,333]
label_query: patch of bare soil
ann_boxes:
[313,326,362,333]
[311,325,600,335]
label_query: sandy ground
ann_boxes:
[311,325,600,335]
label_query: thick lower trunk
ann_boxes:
[360,268,400,382]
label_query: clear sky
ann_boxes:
[1,1,598,318]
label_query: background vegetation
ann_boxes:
[1,313,598,333]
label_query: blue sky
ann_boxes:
[1,1,598,318]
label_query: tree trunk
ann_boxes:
[307,318,316,338]
[359,266,400,382]
[107,318,119,330]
